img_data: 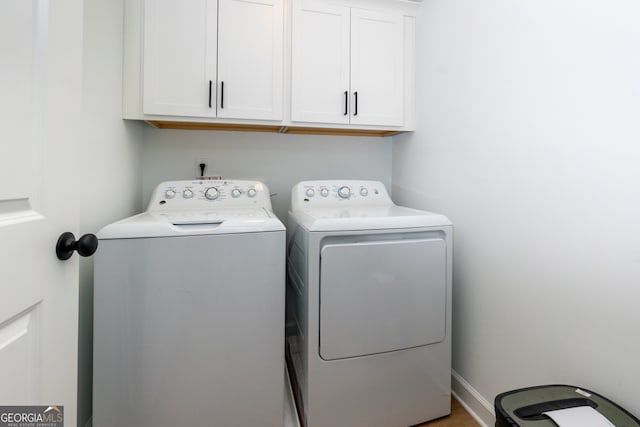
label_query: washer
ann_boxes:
[286,180,453,427]
[93,180,285,427]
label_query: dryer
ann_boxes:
[93,180,285,427]
[286,180,453,427]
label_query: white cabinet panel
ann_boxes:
[351,8,404,126]
[218,0,284,120]
[143,0,217,117]
[291,0,350,124]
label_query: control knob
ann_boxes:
[183,189,194,199]
[231,188,242,198]
[360,187,368,196]
[306,188,315,198]
[205,187,219,200]
[337,186,351,199]
[165,189,176,199]
[320,188,329,197]
[247,188,257,198]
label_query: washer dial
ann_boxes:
[231,188,242,198]
[337,186,351,199]
[165,189,176,199]
[247,188,257,198]
[205,187,219,200]
[183,189,194,199]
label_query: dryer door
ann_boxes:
[319,236,446,360]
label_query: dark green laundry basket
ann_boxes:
[495,385,640,427]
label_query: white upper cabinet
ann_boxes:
[142,0,283,120]
[218,0,284,120]
[125,0,417,133]
[291,0,350,124]
[350,8,403,126]
[291,0,405,127]
[143,0,217,117]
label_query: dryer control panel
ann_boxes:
[148,180,273,211]
[291,180,393,211]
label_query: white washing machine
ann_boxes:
[286,180,453,427]
[93,180,285,427]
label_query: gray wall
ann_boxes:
[141,129,393,222]
[393,0,640,424]
[79,0,144,425]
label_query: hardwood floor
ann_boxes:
[417,397,481,427]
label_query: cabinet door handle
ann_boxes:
[220,81,224,109]
[208,80,212,108]
[344,91,348,115]
[353,91,358,116]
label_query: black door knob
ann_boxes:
[56,232,98,260]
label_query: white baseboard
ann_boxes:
[451,370,495,427]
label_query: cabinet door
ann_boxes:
[291,0,350,124]
[350,8,404,126]
[143,0,217,117]
[217,0,283,120]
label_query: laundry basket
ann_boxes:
[495,385,640,427]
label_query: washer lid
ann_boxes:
[97,208,284,239]
[290,205,451,232]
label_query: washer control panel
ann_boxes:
[291,180,393,211]
[148,180,273,212]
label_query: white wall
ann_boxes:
[79,0,144,425]
[393,0,640,424]
[141,129,392,221]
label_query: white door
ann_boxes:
[291,0,350,124]
[143,0,217,117]
[350,8,404,126]
[217,0,283,120]
[0,1,82,425]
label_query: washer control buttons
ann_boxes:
[360,187,369,197]
[205,187,219,200]
[320,188,329,197]
[247,188,257,198]
[165,189,176,199]
[306,188,315,198]
[337,186,351,199]
[183,189,194,199]
[231,188,242,198]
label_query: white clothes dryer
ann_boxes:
[286,180,453,427]
[93,180,285,427]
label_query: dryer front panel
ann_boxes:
[319,235,446,360]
